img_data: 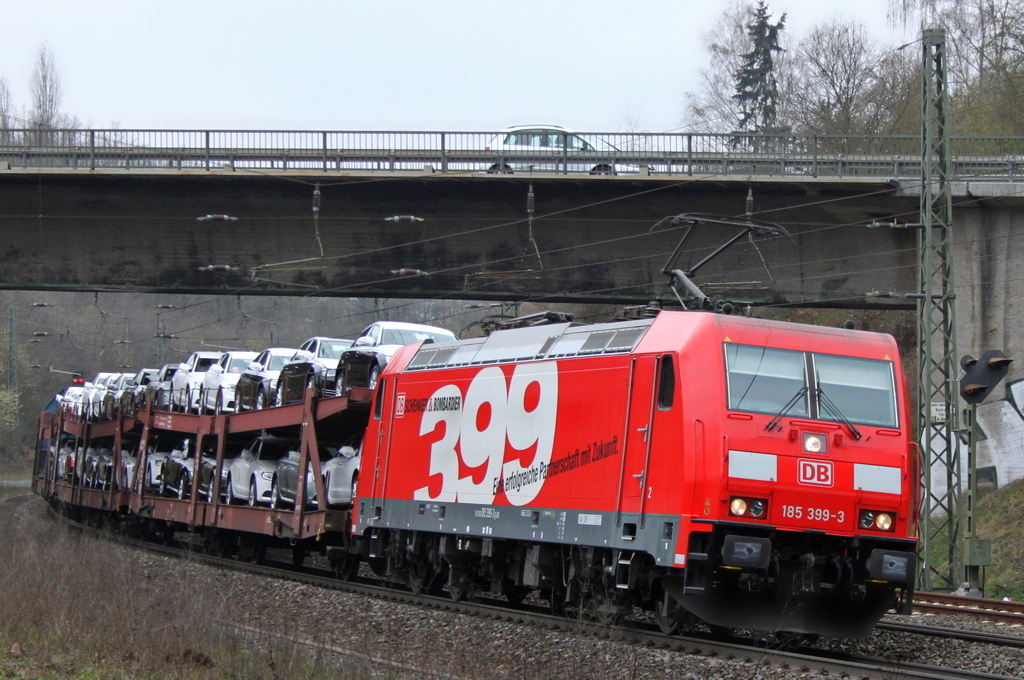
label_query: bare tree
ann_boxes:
[889,1,1024,91]
[865,48,921,137]
[30,44,62,130]
[682,0,755,133]
[792,19,918,147]
[0,77,11,128]
[890,1,1024,137]
[794,21,875,137]
[0,76,13,144]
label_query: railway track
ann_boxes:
[43,501,1022,680]
[912,592,1024,624]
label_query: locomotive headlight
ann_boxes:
[729,496,768,519]
[859,511,875,529]
[859,509,895,532]
[803,433,826,454]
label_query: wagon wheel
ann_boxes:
[331,552,360,581]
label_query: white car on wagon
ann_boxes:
[170,351,222,412]
[200,350,259,413]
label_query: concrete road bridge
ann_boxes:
[1,128,1023,361]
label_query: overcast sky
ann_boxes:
[0,0,915,133]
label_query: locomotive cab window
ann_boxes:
[724,343,898,427]
[812,354,897,428]
[725,345,808,417]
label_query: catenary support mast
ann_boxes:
[917,27,960,592]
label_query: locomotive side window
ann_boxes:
[658,354,676,410]
[725,345,808,417]
[812,354,897,428]
[374,378,386,420]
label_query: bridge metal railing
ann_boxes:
[1,127,1022,180]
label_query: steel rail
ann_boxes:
[877,620,1024,649]
[912,592,1024,624]
[42,502,1021,680]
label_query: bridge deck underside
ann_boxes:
[0,173,920,308]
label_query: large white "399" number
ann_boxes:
[413,362,557,506]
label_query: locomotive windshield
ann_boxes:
[725,344,897,428]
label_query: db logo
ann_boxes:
[395,394,406,417]
[798,459,834,487]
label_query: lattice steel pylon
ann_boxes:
[917,27,961,592]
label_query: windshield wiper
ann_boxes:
[764,386,808,432]
[814,374,862,440]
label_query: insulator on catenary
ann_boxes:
[312,186,322,213]
[745,188,754,217]
[527,183,535,215]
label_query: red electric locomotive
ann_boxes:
[351,310,918,637]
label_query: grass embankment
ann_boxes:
[0,459,31,500]
[925,478,1024,600]
[975,478,1024,600]
[0,503,371,679]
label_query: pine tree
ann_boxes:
[733,1,787,134]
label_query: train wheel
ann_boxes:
[501,581,529,605]
[157,522,175,546]
[448,568,474,602]
[585,583,623,626]
[771,632,819,649]
[547,585,568,617]
[407,561,434,594]
[654,587,681,635]
[240,536,266,564]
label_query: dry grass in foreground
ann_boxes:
[0,500,377,680]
